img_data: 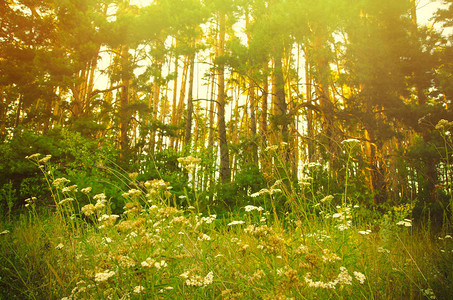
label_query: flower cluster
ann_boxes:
[244,205,264,212]
[145,179,171,201]
[38,154,52,164]
[58,198,74,205]
[177,156,202,172]
[250,180,282,197]
[94,270,115,282]
[141,258,167,269]
[228,220,245,226]
[81,204,96,216]
[25,197,37,207]
[341,138,361,145]
[62,185,78,193]
[80,194,108,217]
[325,205,353,231]
[435,119,453,130]
[396,219,412,227]
[304,266,358,289]
[52,177,70,189]
[98,214,119,227]
[122,189,142,199]
[180,270,214,287]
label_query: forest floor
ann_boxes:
[0,156,452,299]
[0,190,452,299]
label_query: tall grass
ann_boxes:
[0,154,452,299]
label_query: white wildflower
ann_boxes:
[52,177,70,188]
[154,260,167,269]
[133,285,144,294]
[353,271,366,284]
[94,270,115,282]
[55,243,64,250]
[304,273,336,289]
[320,195,334,203]
[62,185,78,193]
[58,198,74,205]
[81,187,92,194]
[81,204,96,216]
[396,219,412,227]
[26,153,41,160]
[244,205,264,212]
[122,189,142,198]
[181,271,214,287]
[228,220,245,226]
[321,249,341,263]
[200,215,216,224]
[38,154,51,163]
[198,234,212,241]
[358,229,372,235]
[141,258,155,268]
[335,267,353,285]
[341,138,360,144]
[93,193,106,201]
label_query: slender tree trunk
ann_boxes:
[184,53,195,146]
[245,11,258,164]
[260,62,270,176]
[217,12,231,183]
[170,42,179,149]
[119,44,130,161]
[313,33,338,170]
[174,56,189,150]
[208,73,216,148]
[0,86,8,136]
[149,58,162,154]
[272,50,287,144]
[304,46,315,162]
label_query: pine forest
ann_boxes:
[1,0,453,298]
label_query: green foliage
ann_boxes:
[1,166,452,299]
[0,182,16,219]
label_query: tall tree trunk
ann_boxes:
[184,53,195,146]
[217,12,231,183]
[208,73,216,148]
[149,58,162,154]
[245,11,258,164]
[364,117,387,204]
[313,34,338,170]
[304,46,315,162]
[249,82,258,164]
[174,56,189,151]
[170,42,179,149]
[119,44,130,161]
[272,49,288,145]
[260,62,270,176]
[0,86,8,136]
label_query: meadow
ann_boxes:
[0,153,451,300]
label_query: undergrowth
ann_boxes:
[0,154,452,299]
